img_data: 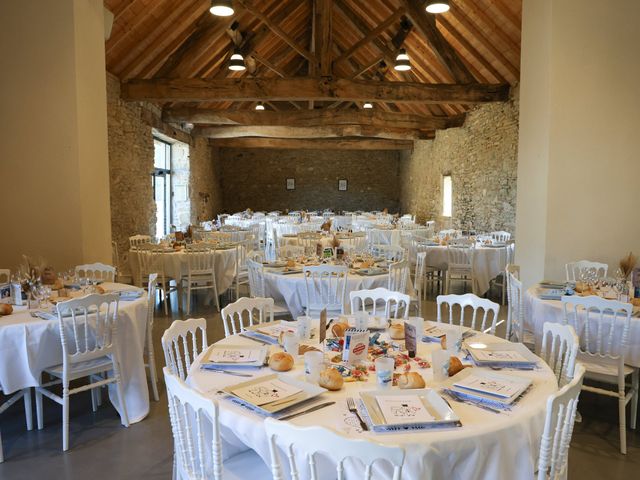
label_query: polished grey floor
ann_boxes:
[0,287,638,479]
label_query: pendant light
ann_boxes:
[228,50,246,71]
[255,102,265,111]
[210,0,234,16]
[394,49,411,71]
[363,102,373,109]
[425,1,450,14]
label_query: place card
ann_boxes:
[471,349,529,364]
[207,348,263,364]
[375,395,434,425]
[231,378,302,406]
[453,373,525,399]
[342,329,369,365]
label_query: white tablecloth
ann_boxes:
[0,282,150,423]
[188,322,557,479]
[524,288,640,368]
[129,248,238,293]
[423,245,512,295]
[264,270,391,318]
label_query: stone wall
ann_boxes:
[218,148,402,213]
[106,74,222,271]
[399,93,519,234]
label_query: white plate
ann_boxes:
[359,389,460,429]
[443,368,532,406]
[465,341,539,367]
[222,374,326,415]
[202,344,268,368]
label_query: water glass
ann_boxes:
[283,332,300,356]
[446,329,463,355]
[354,311,369,330]
[297,315,312,340]
[304,351,324,383]
[431,349,451,382]
[375,356,395,389]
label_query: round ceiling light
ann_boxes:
[363,102,373,109]
[425,1,450,14]
[229,52,246,71]
[210,0,234,16]
[394,49,411,71]
[255,102,265,111]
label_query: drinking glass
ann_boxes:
[431,349,451,382]
[375,356,395,389]
[304,351,324,383]
[297,315,312,340]
[354,311,369,330]
[282,332,300,356]
[446,329,463,355]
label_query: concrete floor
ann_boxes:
[0,287,638,479]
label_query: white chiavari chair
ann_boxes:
[437,293,500,335]
[350,288,410,319]
[138,248,178,314]
[246,259,290,318]
[303,265,348,318]
[490,231,511,243]
[182,248,219,314]
[145,273,160,401]
[536,363,585,480]
[265,418,406,480]
[388,260,410,294]
[164,368,270,480]
[539,322,579,387]
[0,387,32,463]
[565,260,608,282]
[298,232,323,253]
[161,318,208,381]
[445,244,476,295]
[371,244,405,262]
[278,245,305,259]
[35,294,129,451]
[234,239,253,300]
[504,265,535,350]
[221,297,275,338]
[561,295,638,454]
[129,234,151,248]
[75,262,116,283]
[412,252,426,315]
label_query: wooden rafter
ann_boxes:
[209,137,414,150]
[194,125,434,140]
[122,77,510,104]
[317,0,333,76]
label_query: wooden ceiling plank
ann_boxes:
[122,77,510,104]
[458,0,520,56]
[401,0,476,84]
[211,137,414,150]
[317,0,333,76]
[490,0,522,32]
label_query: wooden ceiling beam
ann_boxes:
[318,0,333,77]
[194,125,434,140]
[163,107,465,130]
[210,137,414,150]
[122,77,510,104]
[401,0,476,84]
[236,0,315,62]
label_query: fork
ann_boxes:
[346,397,368,431]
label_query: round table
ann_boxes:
[128,247,238,293]
[524,287,640,368]
[263,269,391,318]
[188,321,557,479]
[0,282,150,423]
[423,244,513,295]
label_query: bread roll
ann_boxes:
[448,356,464,377]
[331,322,349,338]
[318,368,344,391]
[389,323,405,340]
[397,372,425,389]
[269,352,294,372]
[0,304,13,316]
[631,298,640,307]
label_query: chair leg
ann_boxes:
[22,388,33,431]
[619,393,627,454]
[91,387,98,413]
[62,385,70,452]
[631,368,639,429]
[148,342,160,402]
[35,378,44,430]
[186,285,191,315]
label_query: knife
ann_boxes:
[239,333,272,345]
[278,401,335,421]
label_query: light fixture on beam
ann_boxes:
[363,102,373,109]
[228,50,246,71]
[255,102,265,111]
[210,0,234,16]
[425,1,450,14]
[394,49,411,71]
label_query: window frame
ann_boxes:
[152,137,173,238]
[442,174,452,217]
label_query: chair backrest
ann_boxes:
[220,297,275,337]
[147,273,158,342]
[490,231,511,243]
[303,265,348,315]
[129,234,151,247]
[138,249,166,280]
[446,244,474,273]
[203,231,232,243]
[298,232,323,249]
[265,418,405,480]
[185,249,215,276]
[370,244,405,262]
[414,251,427,298]
[75,263,116,283]
[350,288,410,319]
[565,260,608,282]
[55,293,120,368]
[161,318,208,380]
[505,267,524,342]
[163,368,223,480]
[438,229,457,239]
[246,259,267,298]
[278,245,305,259]
[539,322,579,387]
[561,295,632,364]
[387,260,410,293]
[436,293,500,334]
[0,269,10,283]
[537,363,585,480]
